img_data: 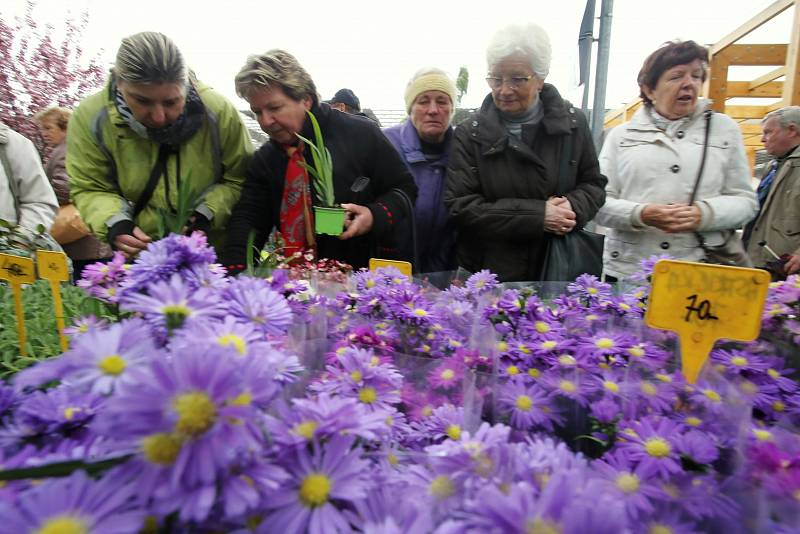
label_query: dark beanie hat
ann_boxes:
[330,88,361,111]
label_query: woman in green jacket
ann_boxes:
[67,32,253,258]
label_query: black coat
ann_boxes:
[223,103,418,270]
[445,85,606,281]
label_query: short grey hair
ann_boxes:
[486,23,552,79]
[235,49,319,106]
[113,32,188,88]
[764,106,800,130]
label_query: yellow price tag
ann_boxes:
[369,258,413,279]
[36,251,70,352]
[0,253,36,357]
[645,259,770,384]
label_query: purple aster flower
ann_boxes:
[642,506,702,534]
[401,386,448,423]
[311,347,403,411]
[218,453,289,520]
[223,276,293,337]
[677,429,720,465]
[624,375,679,418]
[567,274,612,303]
[259,435,369,534]
[94,345,264,508]
[464,269,499,296]
[62,315,109,339]
[425,422,513,483]
[120,274,225,337]
[77,252,129,303]
[630,253,673,283]
[409,404,466,444]
[0,383,17,416]
[15,385,104,435]
[591,397,622,425]
[592,451,666,520]
[613,416,684,478]
[497,381,563,432]
[0,470,145,534]
[266,394,388,450]
[169,315,269,359]
[540,369,592,406]
[712,348,770,375]
[427,357,466,391]
[672,474,740,523]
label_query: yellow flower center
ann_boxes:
[528,368,541,378]
[429,475,455,499]
[446,424,462,440]
[497,341,509,352]
[350,370,363,382]
[518,344,531,355]
[228,391,252,407]
[648,524,674,534]
[526,518,562,534]
[413,308,428,317]
[586,314,598,322]
[97,355,126,376]
[366,279,376,288]
[595,338,614,349]
[640,382,657,396]
[685,416,702,427]
[559,380,577,393]
[359,387,377,404]
[753,429,772,441]
[703,389,721,403]
[767,368,781,379]
[173,392,217,436]
[292,421,318,440]
[557,355,576,366]
[218,334,246,355]
[161,304,191,330]
[506,365,520,376]
[628,346,645,358]
[616,473,640,494]
[141,433,182,465]
[730,356,748,367]
[421,405,433,417]
[298,473,332,507]
[370,356,380,366]
[440,369,455,380]
[739,381,758,395]
[773,401,786,412]
[587,287,598,295]
[78,324,89,333]
[644,437,671,458]
[63,407,80,421]
[534,321,550,333]
[516,395,533,412]
[388,453,399,466]
[36,516,88,534]
[603,380,620,393]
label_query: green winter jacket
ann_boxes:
[66,78,252,247]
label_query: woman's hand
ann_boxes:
[545,198,577,235]
[339,203,373,240]
[113,226,152,259]
[641,203,702,233]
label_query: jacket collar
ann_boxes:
[628,98,712,132]
[396,119,452,164]
[473,83,571,147]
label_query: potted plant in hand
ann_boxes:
[296,111,346,236]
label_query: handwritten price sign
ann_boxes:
[369,258,413,279]
[645,259,770,383]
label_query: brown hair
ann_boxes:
[33,106,71,131]
[637,40,708,107]
[235,49,319,107]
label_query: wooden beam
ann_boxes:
[739,123,764,135]
[710,0,795,55]
[750,67,787,90]
[725,105,770,119]
[747,147,757,173]
[783,1,800,104]
[727,81,783,97]
[705,56,730,112]
[719,44,787,65]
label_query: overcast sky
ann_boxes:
[3,0,792,113]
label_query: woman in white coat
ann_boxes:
[595,41,757,280]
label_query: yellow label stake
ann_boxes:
[645,259,770,383]
[37,251,70,352]
[369,258,413,279]
[0,253,36,357]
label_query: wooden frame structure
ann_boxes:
[604,0,800,171]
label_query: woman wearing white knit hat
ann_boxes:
[384,68,458,273]
[445,22,606,282]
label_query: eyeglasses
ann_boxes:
[485,75,535,89]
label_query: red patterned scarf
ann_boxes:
[279,144,316,258]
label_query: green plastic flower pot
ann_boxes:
[314,206,346,236]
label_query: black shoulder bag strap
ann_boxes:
[557,124,574,195]
[689,110,713,249]
[133,144,172,218]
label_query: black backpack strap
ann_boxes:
[133,144,172,218]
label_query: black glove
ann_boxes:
[107,220,136,248]
[185,211,211,236]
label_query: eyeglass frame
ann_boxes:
[485,74,535,90]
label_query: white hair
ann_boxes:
[764,106,800,130]
[486,23,552,79]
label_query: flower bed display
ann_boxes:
[0,233,798,534]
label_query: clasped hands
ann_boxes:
[640,203,702,233]
[545,196,576,236]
